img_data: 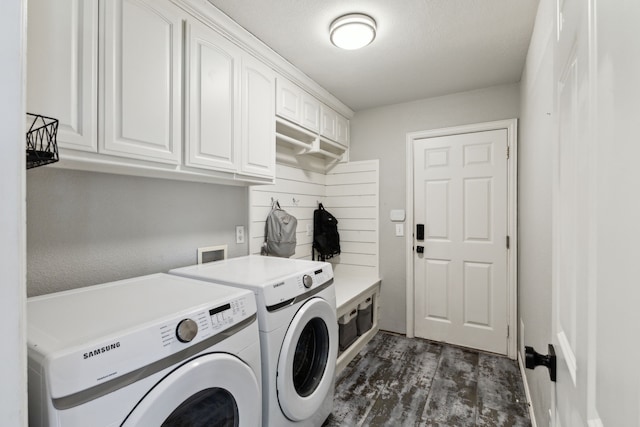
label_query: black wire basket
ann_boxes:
[26,113,59,169]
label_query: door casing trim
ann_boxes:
[405,119,518,359]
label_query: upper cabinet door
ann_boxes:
[336,114,349,147]
[240,55,275,178]
[276,77,320,133]
[101,0,182,164]
[185,18,240,172]
[320,105,337,141]
[276,78,301,124]
[27,0,98,152]
[300,92,320,133]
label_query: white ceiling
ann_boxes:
[208,0,539,112]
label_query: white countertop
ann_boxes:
[331,264,381,312]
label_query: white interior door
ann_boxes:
[413,129,509,355]
[551,0,598,425]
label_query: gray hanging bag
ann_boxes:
[262,199,298,258]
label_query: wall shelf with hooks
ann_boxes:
[275,117,347,165]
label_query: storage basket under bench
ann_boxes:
[333,265,381,377]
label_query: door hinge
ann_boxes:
[506,146,510,159]
[506,235,510,249]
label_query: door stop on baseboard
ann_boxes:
[525,344,557,382]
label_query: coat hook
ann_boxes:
[292,197,299,206]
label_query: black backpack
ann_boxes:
[313,203,340,261]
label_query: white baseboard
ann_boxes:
[518,352,538,427]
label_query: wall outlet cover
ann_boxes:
[235,225,245,244]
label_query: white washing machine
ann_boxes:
[171,255,338,427]
[27,273,262,427]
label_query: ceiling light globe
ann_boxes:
[330,14,377,50]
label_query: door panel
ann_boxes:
[101,0,182,164]
[27,0,98,152]
[413,129,508,355]
[185,18,239,172]
[464,178,493,241]
[552,0,597,424]
[240,55,275,178]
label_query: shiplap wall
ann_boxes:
[325,161,379,270]
[250,164,326,259]
[249,159,379,270]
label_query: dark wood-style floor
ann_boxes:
[324,331,532,427]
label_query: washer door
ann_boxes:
[122,353,260,427]
[277,296,338,421]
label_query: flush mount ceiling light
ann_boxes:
[329,13,377,50]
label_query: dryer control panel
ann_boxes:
[159,294,252,350]
[29,273,258,401]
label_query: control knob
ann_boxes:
[302,274,313,288]
[176,318,198,343]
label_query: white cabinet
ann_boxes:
[321,104,349,147]
[240,55,275,178]
[320,104,337,141]
[185,18,240,172]
[320,104,349,147]
[27,0,98,152]
[276,77,320,133]
[185,20,275,179]
[101,0,183,164]
[301,92,321,133]
[275,78,301,124]
[275,77,350,165]
[336,114,349,147]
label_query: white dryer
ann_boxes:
[27,273,262,427]
[171,255,338,427]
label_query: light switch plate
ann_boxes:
[395,223,404,236]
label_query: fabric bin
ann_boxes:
[356,297,373,335]
[338,308,358,351]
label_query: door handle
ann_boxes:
[416,246,424,254]
[525,344,556,382]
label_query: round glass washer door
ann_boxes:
[277,296,338,421]
[122,353,260,427]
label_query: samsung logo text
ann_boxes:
[84,342,121,360]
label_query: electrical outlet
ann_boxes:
[306,224,312,237]
[235,225,245,244]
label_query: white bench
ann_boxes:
[332,264,381,376]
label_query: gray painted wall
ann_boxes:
[27,168,249,296]
[349,83,520,334]
[517,0,554,424]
